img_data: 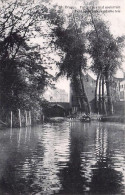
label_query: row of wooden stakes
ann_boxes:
[10,109,31,128]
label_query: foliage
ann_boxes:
[50,9,92,113]
[87,17,125,114]
[0,0,53,122]
[87,19,124,76]
[54,25,87,78]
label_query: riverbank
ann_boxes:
[0,120,7,129]
[47,115,125,124]
[47,117,65,123]
[100,115,125,123]
[1,114,124,129]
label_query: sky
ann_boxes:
[52,0,125,37]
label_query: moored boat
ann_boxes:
[80,115,91,122]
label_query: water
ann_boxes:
[0,121,125,194]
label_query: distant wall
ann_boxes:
[44,102,71,117]
[113,101,125,115]
[70,74,96,112]
[83,74,96,102]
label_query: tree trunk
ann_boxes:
[72,77,82,111]
[105,73,113,115]
[95,73,100,113]
[102,75,106,114]
[79,72,90,114]
[99,75,102,114]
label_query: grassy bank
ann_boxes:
[100,115,125,123]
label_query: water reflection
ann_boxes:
[59,122,88,194]
[89,124,123,194]
[0,122,125,194]
[95,125,108,159]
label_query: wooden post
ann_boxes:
[25,111,28,127]
[11,111,13,128]
[18,109,22,128]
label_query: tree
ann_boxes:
[49,4,125,115]
[50,9,90,113]
[0,0,54,123]
[0,35,53,121]
[87,16,125,114]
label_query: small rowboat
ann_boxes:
[80,115,91,122]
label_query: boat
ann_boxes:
[67,113,91,122]
[80,115,91,122]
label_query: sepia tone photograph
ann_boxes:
[0,0,125,194]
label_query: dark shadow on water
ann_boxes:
[89,158,123,194]
[58,123,89,194]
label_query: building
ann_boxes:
[43,88,70,117]
[52,89,68,102]
[111,77,123,102]
[83,73,96,102]
[70,73,96,112]
[111,73,125,102]
[45,102,71,117]
[44,88,69,103]
[70,71,125,114]
[110,74,125,115]
[120,79,125,101]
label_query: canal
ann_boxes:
[0,121,125,194]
